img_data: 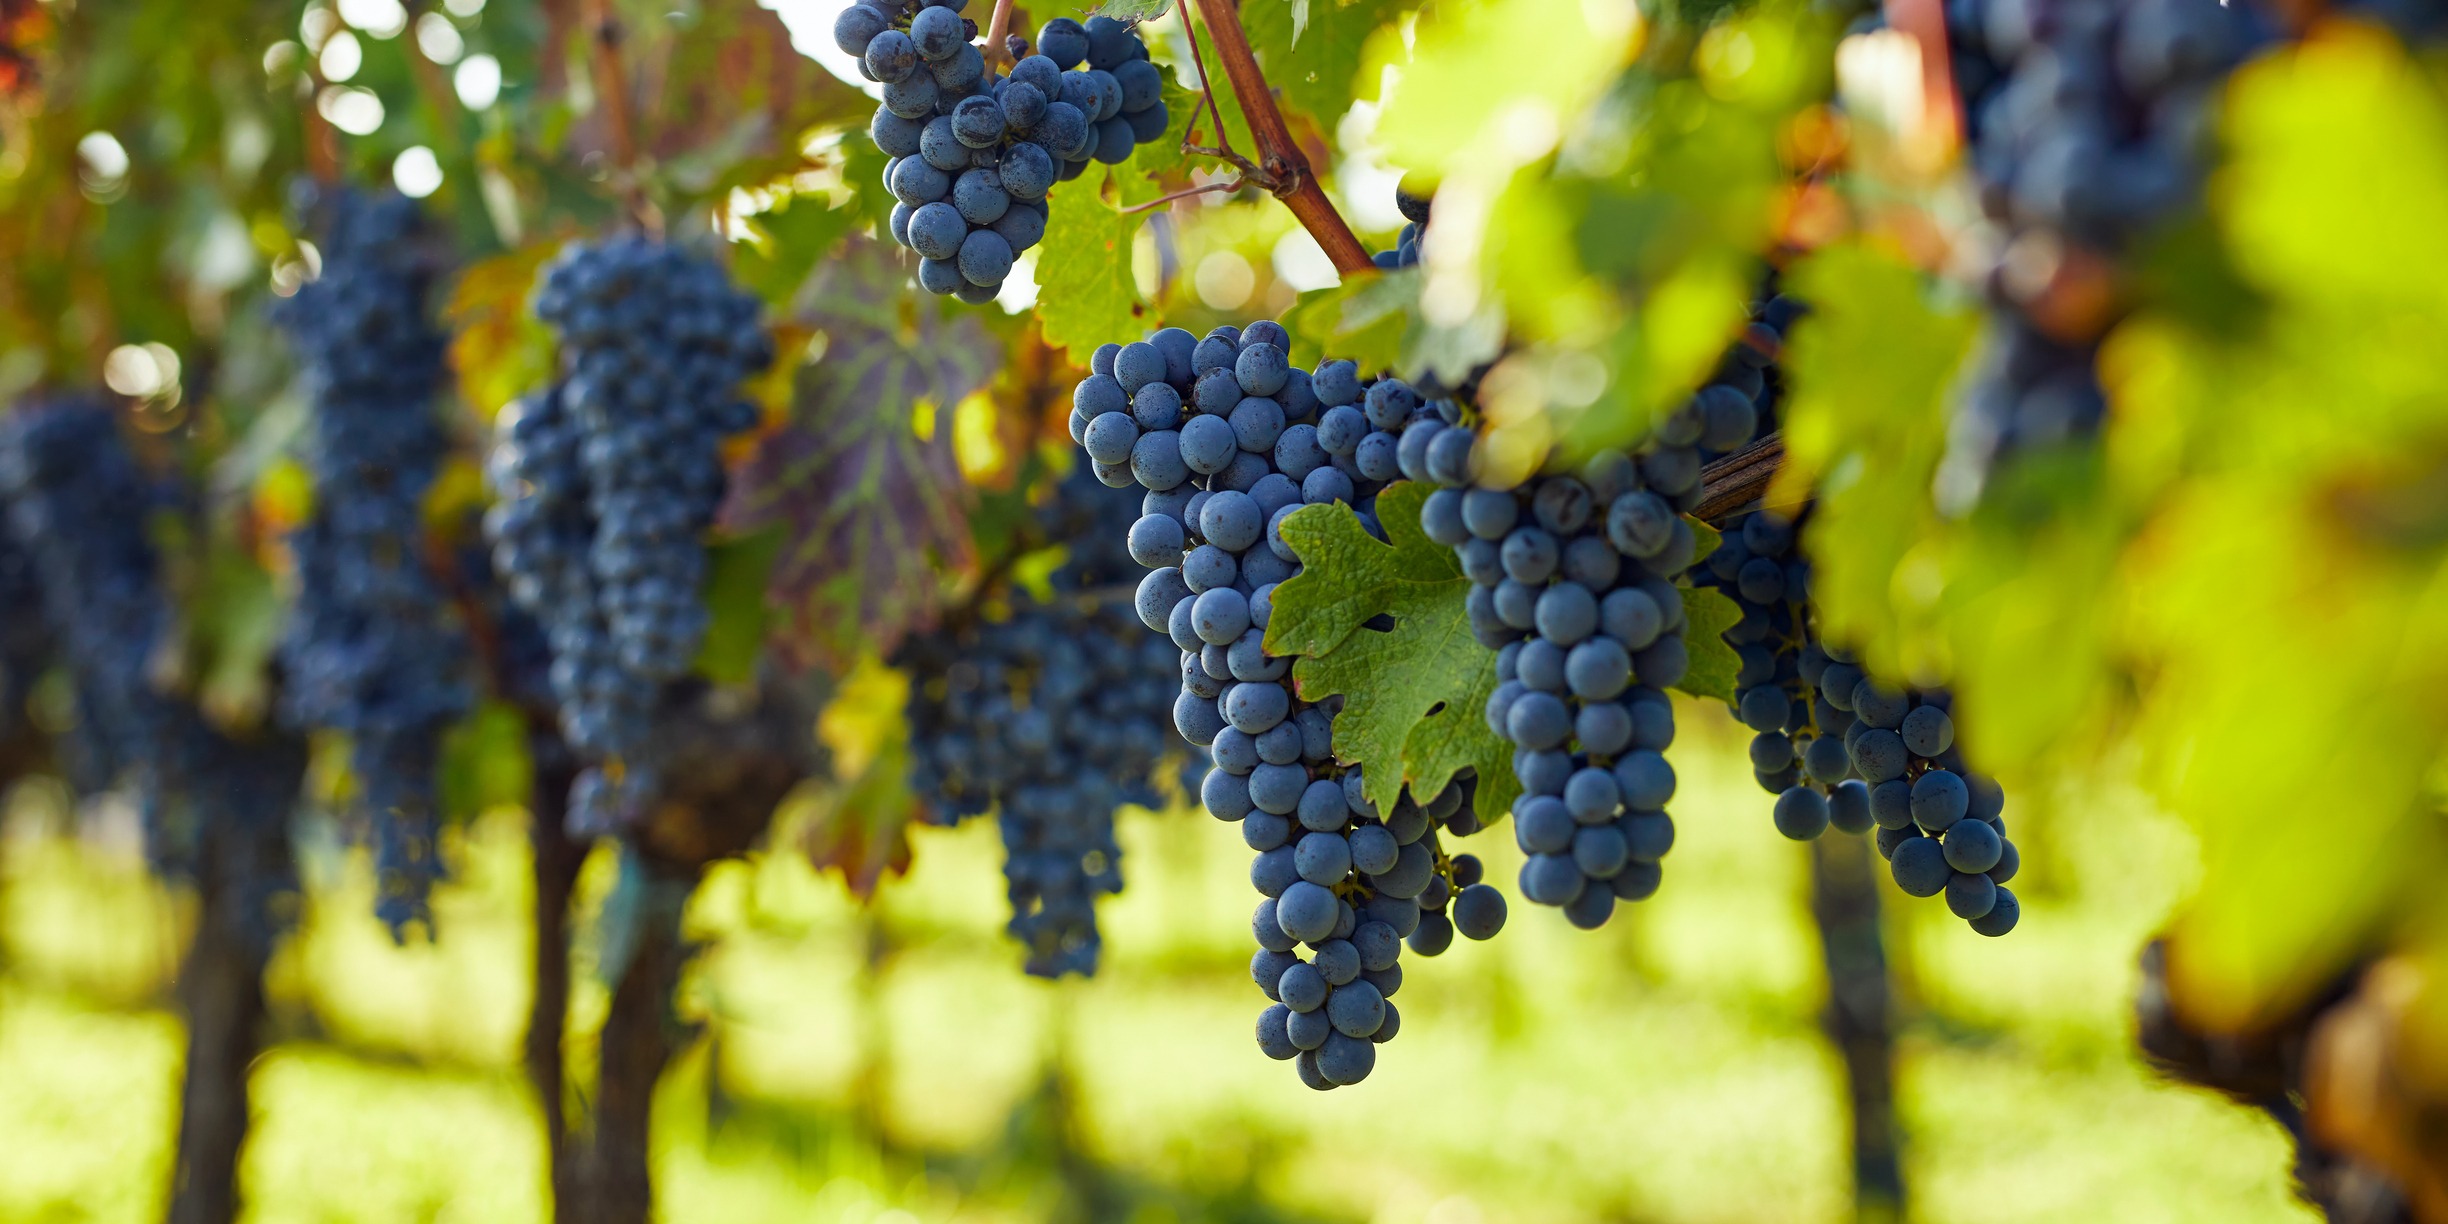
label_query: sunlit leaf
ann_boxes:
[2123,29,2448,1031]
[1036,186,1151,361]
[1774,241,1975,676]
[1241,0,1410,131]
[1280,271,1413,372]
[731,193,863,312]
[1676,581,1742,707]
[1267,482,1518,820]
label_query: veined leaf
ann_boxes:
[1241,0,1410,132]
[1266,481,1517,820]
[722,239,991,669]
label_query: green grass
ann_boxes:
[0,703,2316,1222]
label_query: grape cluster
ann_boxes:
[1070,320,1507,1088]
[1,402,310,945]
[0,403,193,854]
[1939,0,2265,484]
[1702,506,1866,833]
[1423,435,1696,927]
[842,0,1170,303]
[271,188,472,935]
[484,237,771,835]
[1704,505,2021,935]
[1836,665,2020,935]
[900,468,1183,978]
[1659,292,1798,470]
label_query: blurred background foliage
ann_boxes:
[2,712,2317,1223]
[2,0,2446,1217]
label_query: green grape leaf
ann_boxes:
[1675,583,1743,706]
[1670,515,1739,705]
[731,193,864,312]
[1094,0,1176,20]
[1279,269,1416,372]
[1265,482,1517,820]
[1241,0,1410,131]
[1147,43,1257,170]
[722,239,988,670]
[1036,185,1150,360]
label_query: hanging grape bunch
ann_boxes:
[1697,500,2022,935]
[899,467,1186,979]
[841,0,1172,302]
[1068,321,1507,1089]
[1711,521,2022,935]
[1420,435,1696,929]
[0,402,185,841]
[1939,0,2264,480]
[1700,505,1852,827]
[484,237,771,836]
[1830,658,2021,936]
[271,187,472,937]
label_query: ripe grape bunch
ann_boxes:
[271,187,472,936]
[1705,506,2022,935]
[899,467,1185,978]
[484,237,771,835]
[1937,0,2263,486]
[1069,321,1509,1089]
[0,400,313,910]
[842,0,1171,302]
[0,403,183,828]
[1424,433,1696,928]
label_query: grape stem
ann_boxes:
[1171,0,1269,185]
[577,0,655,228]
[983,0,1017,68]
[1181,0,1375,275]
[1118,176,1248,215]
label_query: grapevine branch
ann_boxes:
[1180,0,1375,275]
[1693,431,1790,525]
[1171,0,1262,182]
[576,0,654,228]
